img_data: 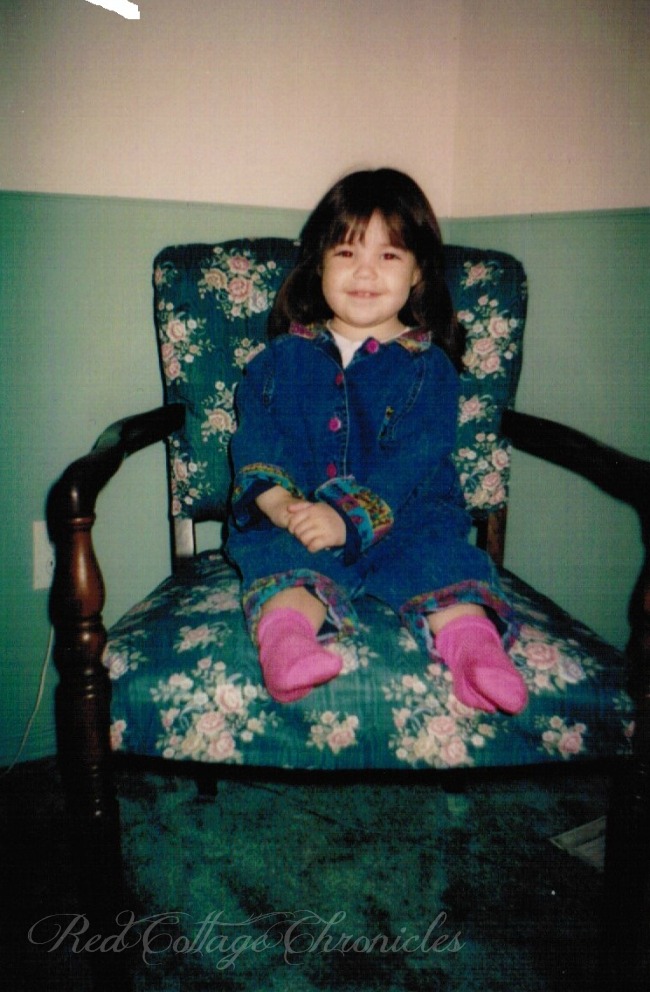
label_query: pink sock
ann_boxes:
[257,608,343,703]
[435,615,528,715]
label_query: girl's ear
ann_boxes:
[411,265,422,288]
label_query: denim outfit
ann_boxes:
[226,322,514,651]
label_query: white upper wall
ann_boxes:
[452,0,650,216]
[1,0,648,215]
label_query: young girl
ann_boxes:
[226,168,527,714]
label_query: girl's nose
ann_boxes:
[354,256,376,278]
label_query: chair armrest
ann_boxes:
[48,403,185,525]
[501,409,650,513]
[502,408,650,711]
[48,402,185,773]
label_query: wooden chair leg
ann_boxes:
[601,723,650,990]
[49,510,133,991]
[194,767,219,802]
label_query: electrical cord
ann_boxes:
[0,625,54,777]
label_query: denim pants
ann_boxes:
[225,495,515,653]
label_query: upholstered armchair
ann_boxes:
[48,238,650,991]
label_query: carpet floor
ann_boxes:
[1,757,617,991]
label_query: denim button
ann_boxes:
[328,417,342,432]
[335,372,344,386]
[326,462,337,478]
[365,339,380,354]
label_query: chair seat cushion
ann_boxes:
[104,552,634,771]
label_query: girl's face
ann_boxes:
[321,211,421,341]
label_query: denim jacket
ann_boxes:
[230,321,463,565]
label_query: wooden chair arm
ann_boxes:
[502,407,650,717]
[47,403,185,526]
[47,402,185,777]
[501,409,650,513]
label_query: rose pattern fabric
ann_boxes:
[105,553,633,772]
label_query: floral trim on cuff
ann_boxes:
[314,477,394,563]
[242,569,359,643]
[400,579,519,655]
[231,463,304,528]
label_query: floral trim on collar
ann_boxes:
[288,322,431,353]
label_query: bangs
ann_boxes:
[324,210,412,251]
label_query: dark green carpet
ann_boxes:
[2,758,612,991]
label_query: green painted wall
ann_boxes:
[1,191,648,765]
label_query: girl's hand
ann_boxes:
[255,486,302,529]
[286,501,346,553]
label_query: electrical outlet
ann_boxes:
[33,520,55,590]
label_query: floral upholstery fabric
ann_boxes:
[104,238,634,771]
[106,552,633,770]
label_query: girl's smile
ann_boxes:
[321,212,421,342]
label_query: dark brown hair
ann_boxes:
[268,168,465,369]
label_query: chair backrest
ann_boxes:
[153,238,526,540]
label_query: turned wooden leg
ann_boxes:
[49,510,131,991]
[601,550,650,991]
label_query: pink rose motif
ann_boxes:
[427,715,457,739]
[473,337,496,356]
[326,726,356,754]
[394,707,411,730]
[480,354,501,375]
[110,719,127,751]
[166,318,187,343]
[173,458,188,481]
[165,357,182,380]
[482,471,502,491]
[460,396,484,423]
[488,486,506,505]
[203,268,228,291]
[207,731,236,760]
[208,408,234,433]
[196,711,226,736]
[465,263,489,286]
[488,315,510,338]
[524,641,560,670]
[228,277,252,302]
[228,255,252,274]
[161,708,180,730]
[558,730,584,756]
[215,683,244,714]
[182,625,212,647]
[440,736,468,766]
[491,448,510,470]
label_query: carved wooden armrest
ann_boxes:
[502,408,650,722]
[47,403,185,765]
[502,409,650,512]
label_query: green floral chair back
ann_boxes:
[153,239,526,525]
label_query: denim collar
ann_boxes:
[288,322,432,354]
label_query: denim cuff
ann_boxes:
[231,463,304,529]
[315,476,394,563]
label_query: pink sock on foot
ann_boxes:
[435,615,528,714]
[257,607,343,703]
